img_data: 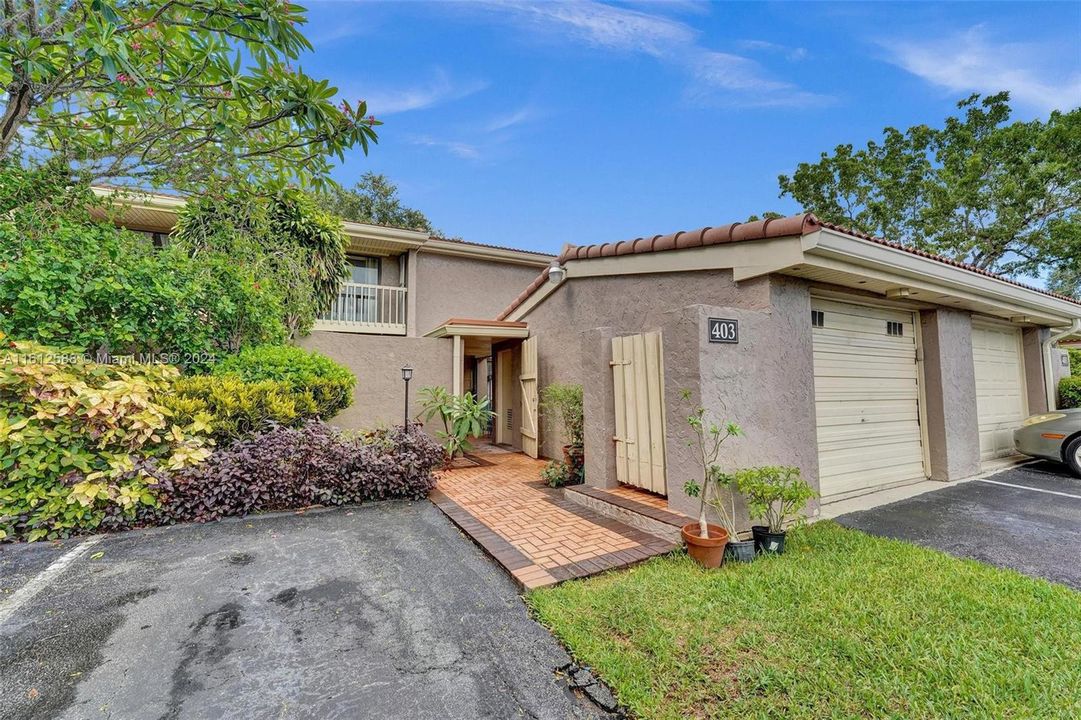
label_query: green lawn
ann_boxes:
[527,522,1081,720]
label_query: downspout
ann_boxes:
[1044,318,1081,410]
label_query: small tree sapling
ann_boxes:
[680,390,742,539]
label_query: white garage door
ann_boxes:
[972,322,1026,463]
[812,299,926,500]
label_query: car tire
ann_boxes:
[1066,436,1081,478]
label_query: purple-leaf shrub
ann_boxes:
[160,421,444,523]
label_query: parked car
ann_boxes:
[1014,410,1081,476]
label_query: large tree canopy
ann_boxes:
[0,0,378,189]
[318,172,435,232]
[173,188,346,338]
[779,93,1081,296]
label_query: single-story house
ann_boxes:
[479,213,1079,519]
[101,190,1079,520]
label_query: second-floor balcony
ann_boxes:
[313,282,407,335]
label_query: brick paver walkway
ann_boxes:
[431,451,677,589]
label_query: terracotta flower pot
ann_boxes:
[681,523,729,568]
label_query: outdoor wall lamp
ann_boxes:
[401,366,413,429]
[547,261,565,285]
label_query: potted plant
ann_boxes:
[680,393,742,568]
[540,382,584,476]
[737,466,816,555]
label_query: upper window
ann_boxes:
[811,310,824,328]
[886,320,904,337]
[348,256,380,285]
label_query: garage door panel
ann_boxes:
[816,414,923,437]
[812,299,926,501]
[972,322,1026,463]
[812,333,916,354]
[819,462,927,497]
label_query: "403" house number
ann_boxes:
[707,317,739,344]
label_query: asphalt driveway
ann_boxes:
[837,462,1081,590]
[0,502,613,720]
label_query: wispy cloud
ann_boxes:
[358,68,488,116]
[408,135,482,160]
[498,0,694,57]
[738,39,809,62]
[484,104,539,133]
[468,0,828,107]
[880,25,1081,114]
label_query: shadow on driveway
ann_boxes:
[837,462,1081,590]
[0,502,614,720]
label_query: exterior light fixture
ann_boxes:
[1010,315,1033,324]
[885,287,911,299]
[547,261,565,285]
[401,366,413,429]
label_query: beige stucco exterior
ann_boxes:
[411,252,544,336]
[515,269,820,521]
[514,255,1066,524]
[297,332,453,431]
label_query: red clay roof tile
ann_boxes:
[498,212,1080,320]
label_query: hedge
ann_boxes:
[2,341,438,543]
[211,344,355,418]
[162,375,323,446]
[149,422,444,525]
[1060,376,1081,409]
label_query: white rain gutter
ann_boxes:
[1044,318,1081,410]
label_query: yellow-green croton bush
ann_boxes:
[0,338,211,541]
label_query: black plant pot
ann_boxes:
[725,539,756,563]
[751,525,769,552]
[759,530,786,555]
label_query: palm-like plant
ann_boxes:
[418,387,494,458]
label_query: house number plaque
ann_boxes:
[708,317,739,344]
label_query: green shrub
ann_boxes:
[540,459,583,488]
[0,340,211,542]
[1060,376,1081,409]
[0,214,286,371]
[540,382,584,448]
[737,465,817,534]
[1069,348,1081,377]
[162,375,325,445]
[211,344,355,417]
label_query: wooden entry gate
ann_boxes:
[611,332,667,494]
[519,336,539,458]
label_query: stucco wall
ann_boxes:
[920,309,981,480]
[1022,327,1050,415]
[521,270,819,524]
[412,253,543,336]
[297,331,452,431]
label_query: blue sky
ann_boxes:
[301,1,1081,254]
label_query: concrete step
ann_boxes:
[563,485,692,544]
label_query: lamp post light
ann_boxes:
[401,365,413,430]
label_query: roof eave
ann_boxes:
[804,228,1081,325]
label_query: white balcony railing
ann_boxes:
[314,282,407,335]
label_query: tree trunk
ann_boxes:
[0,82,34,159]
